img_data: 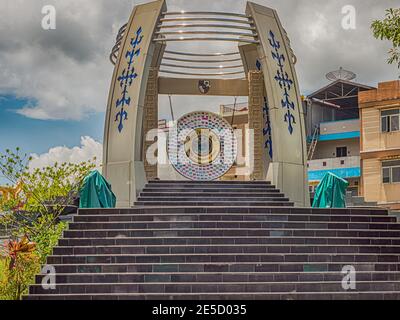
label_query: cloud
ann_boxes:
[29,136,102,170]
[0,0,399,122]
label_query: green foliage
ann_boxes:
[0,147,96,299]
[0,238,40,300]
[28,216,67,264]
[371,8,400,68]
[0,148,95,234]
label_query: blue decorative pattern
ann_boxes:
[115,26,143,133]
[256,60,273,159]
[268,30,296,135]
[308,167,361,182]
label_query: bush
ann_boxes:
[0,237,40,300]
[0,147,96,299]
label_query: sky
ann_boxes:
[0,0,399,175]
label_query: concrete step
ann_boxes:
[28,281,400,295]
[34,271,400,284]
[24,291,400,300]
[145,183,274,188]
[148,180,272,185]
[52,244,400,256]
[46,253,400,265]
[77,207,389,216]
[142,187,279,193]
[62,228,400,239]
[73,213,396,223]
[58,236,400,247]
[42,261,400,274]
[139,192,285,197]
[137,197,290,202]
[67,221,400,231]
[134,201,295,207]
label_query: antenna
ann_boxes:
[326,67,356,82]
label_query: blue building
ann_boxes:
[304,70,374,196]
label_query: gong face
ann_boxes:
[184,128,220,166]
[168,111,237,181]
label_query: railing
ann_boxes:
[220,103,248,115]
[319,119,360,136]
[308,156,361,172]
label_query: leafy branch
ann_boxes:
[371,8,400,69]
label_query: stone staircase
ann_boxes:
[25,180,400,300]
[345,192,379,208]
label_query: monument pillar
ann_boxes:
[103,0,166,207]
[143,68,159,180]
[248,71,265,180]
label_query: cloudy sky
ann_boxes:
[0,0,399,171]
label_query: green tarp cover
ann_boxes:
[79,170,116,209]
[312,172,349,208]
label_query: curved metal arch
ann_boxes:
[160,17,253,25]
[154,37,259,44]
[162,11,250,19]
[163,56,242,63]
[161,63,244,70]
[157,24,256,31]
[159,69,245,76]
[164,50,240,57]
[156,30,257,38]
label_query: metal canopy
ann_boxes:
[307,79,375,109]
[109,10,261,79]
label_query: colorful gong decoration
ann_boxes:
[168,111,238,181]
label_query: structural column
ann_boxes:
[248,71,265,180]
[143,68,159,180]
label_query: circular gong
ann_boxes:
[168,111,237,181]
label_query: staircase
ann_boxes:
[26,180,400,300]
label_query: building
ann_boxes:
[219,102,251,181]
[305,72,374,196]
[359,80,400,210]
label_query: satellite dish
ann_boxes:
[326,67,356,81]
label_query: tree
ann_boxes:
[371,8,400,68]
[0,148,96,237]
[0,148,97,299]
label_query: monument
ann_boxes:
[103,0,309,207]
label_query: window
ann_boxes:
[381,109,400,133]
[323,162,327,167]
[382,160,400,184]
[393,167,400,183]
[383,168,391,184]
[340,160,345,165]
[336,147,348,158]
